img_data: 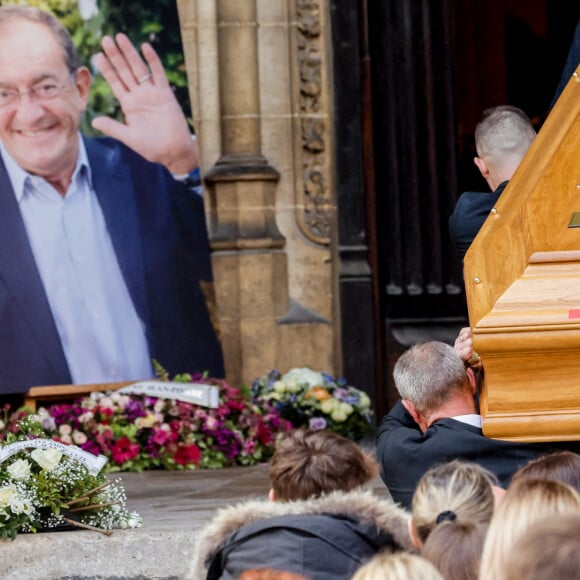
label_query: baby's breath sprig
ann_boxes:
[0,432,141,540]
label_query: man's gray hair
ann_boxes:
[475,105,535,166]
[393,341,469,413]
[0,5,80,73]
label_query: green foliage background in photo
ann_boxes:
[0,0,192,135]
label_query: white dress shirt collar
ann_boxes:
[0,134,92,201]
[451,414,483,428]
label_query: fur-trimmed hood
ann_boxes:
[191,488,412,579]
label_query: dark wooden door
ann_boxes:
[330,0,580,420]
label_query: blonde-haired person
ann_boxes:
[501,514,580,580]
[479,478,580,580]
[409,460,496,547]
[351,552,443,580]
[421,521,487,580]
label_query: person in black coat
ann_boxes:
[449,106,535,260]
[376,341,568,509]
[192,429,413,580]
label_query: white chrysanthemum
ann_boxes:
[281,368,325,388]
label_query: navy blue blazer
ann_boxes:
[448,181,508,259]
[376,401,569,509]
[0,136,224,395]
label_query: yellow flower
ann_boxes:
[135,414,157,428]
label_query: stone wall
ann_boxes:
[176,0,338,386]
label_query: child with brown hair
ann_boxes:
[191,429,412,580]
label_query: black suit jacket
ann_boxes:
[376,401,566,509]
[0,137,224,395]
[448,181,508,259]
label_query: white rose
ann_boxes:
[282,368,325,388]
[31,448,63,471]
[7,459,31,481]
[339,402,354,416]
[331,409,348,423]
[0,486,17,508]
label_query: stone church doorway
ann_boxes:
[330,0,580,419]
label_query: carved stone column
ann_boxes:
[202,0,289,384]
[178,0,337,386]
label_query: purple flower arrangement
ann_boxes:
[251,367,374,441]
[0,376,293,472]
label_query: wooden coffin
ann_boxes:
[463,65,580,442]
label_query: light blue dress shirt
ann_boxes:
[0,138,153,384]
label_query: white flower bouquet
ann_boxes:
[0,417,141,540]
[252,368,374,441]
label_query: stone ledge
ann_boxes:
[1,464,390,579]
[3,529,194,580]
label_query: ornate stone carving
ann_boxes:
[295,0,332,245]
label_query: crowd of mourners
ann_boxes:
[193,426,580,580]
[192,334,580,579]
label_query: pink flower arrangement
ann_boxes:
[0,376,293,472]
